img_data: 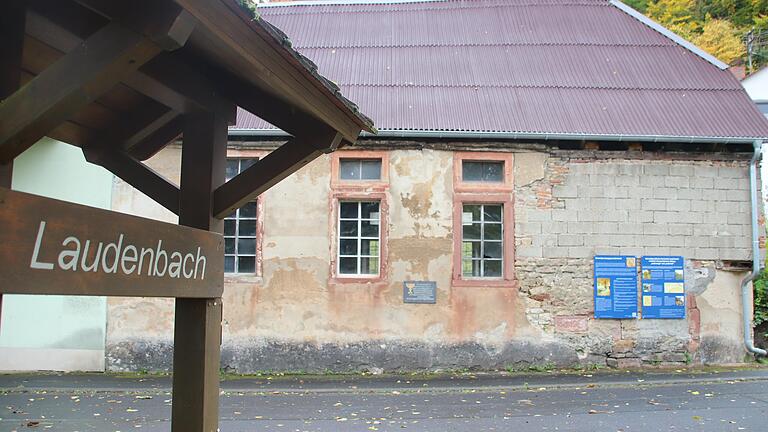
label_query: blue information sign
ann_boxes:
[594,255,638,319]
[641,256,685,319]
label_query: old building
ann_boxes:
[106,0,768,372]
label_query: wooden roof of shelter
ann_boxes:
[1,0,374,218]
[0,2,373,430]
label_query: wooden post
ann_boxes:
[0,0,27,329]
[171,111,227,432]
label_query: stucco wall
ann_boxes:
[105,144,757,372]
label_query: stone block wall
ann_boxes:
[516,154,755,261]
[515,150,758,366]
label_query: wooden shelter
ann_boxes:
[0,0,373,430]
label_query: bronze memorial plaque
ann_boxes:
[0,187,224,298]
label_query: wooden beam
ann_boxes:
[172,111,226,432]
[211,64,332,139]
[0,21,164,163]
[82,146,180,215]
[127,53,236,122]
[127,114,184,160]
[25,6,234,122]
[212,130,342,219]
[0,0,26,338]
[73,0,196,50]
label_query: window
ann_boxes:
[452,152,515,287]
[338,201,380,275]
[339,158,382,180]
[462,161,504,182]
[461,204,503,277]
[757,102,768,117]
[224,158,258,274]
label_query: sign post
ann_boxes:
[0,188,224,298]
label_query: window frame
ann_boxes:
[452,152,516,288]
[338,158,383,181]
[331,150,389,189]
[460,203,505,278]
[336,200,382,276]
[329,150,390,285]
[223,151,267,280]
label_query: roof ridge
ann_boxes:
[330,84,744,91]
[609,0,728,70]
[260,0,610,14]
[293,42,678,49]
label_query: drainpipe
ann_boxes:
[742,139,767,357]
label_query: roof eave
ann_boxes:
[228,128,764,145]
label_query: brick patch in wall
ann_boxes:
[554,315,589,333]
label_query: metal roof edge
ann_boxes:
[259,0,447,8]
[609,0,729,70]
[229,128,761,144]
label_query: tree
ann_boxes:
[693,18,747,63]
[647,0,701,38]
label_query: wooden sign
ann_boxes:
[0,187,224,298]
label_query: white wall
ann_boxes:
[0,138,114,372]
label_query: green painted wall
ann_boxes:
[0,138,113,352]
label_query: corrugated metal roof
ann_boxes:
[233,0,768,140]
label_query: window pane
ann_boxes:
[484,260,502,277]
[361,160,382,180]
[225,238,235,254]
[361,239,379,256]
[463,161,483,181]
[361,202,380,219]
[238,257,256,273]
[238,238,256,255]
[225,211,236,219]
[226,160,239,181]
[239,220,257,236]
[483,205,502,222]
[339,159,361,180]
[463,259,482,277]
[339,257,357,274]
[361,220,379,237]
[485,223,502,240]
[483,162,504,182]
[340,202,358,218]
[340,239,358,255]
[462,241,482,259]
[340,221,358,236]
[484,241,502,259]
[224,256,235,273]
[224,220,236,236]
[463,223,481,240]
[463,204,481,221]
[240,202,257,218]
[360,257,379,274]
[241,159,257,171]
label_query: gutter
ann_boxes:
[742,140,767,357]
[229,128,761,145]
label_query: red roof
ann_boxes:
[234,0,768,141]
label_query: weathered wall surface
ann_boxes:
[106,144,758,372]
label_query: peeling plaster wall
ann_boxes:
[106,144,759,372]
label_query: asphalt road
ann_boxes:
[1,369,767,431]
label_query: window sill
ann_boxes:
[451,278,518,288]
[329,275,387,287]
[224,274,263,285]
